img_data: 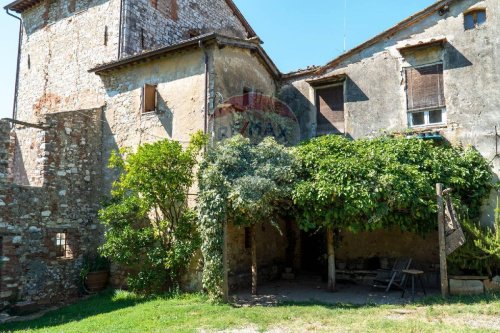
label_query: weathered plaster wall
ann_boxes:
[99,47,206,192]
[16,0,120,122]
[336,229,439,265]
[213,45,277,101]
[0,109,103,310]
[211,44,279,142]
[122,0,248,56]
[281,0,500,225]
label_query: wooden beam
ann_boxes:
[437,183,449,298]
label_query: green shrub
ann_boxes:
[99,132,206,294]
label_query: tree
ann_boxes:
[293,135,493,291]
[198,135,298,297]
[99,132,206,293]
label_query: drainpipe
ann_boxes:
[118,0,125,59]
[6,9,22,121]
[198,40,209,135]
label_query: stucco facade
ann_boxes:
[281,0,500,225]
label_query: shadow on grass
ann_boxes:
[1,289,156,332]
[236,292,500,310]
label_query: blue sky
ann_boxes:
[0,0,436,119]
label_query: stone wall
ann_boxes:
[0,109,103,310]
[122,0,248,56]
[16,0,120,122]
[281,0,500,226]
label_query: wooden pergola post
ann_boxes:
[436,183,449,298]
[222,218,229,302]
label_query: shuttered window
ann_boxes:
[142,84,157,113]
[316,85,345,135]
[405,63,445,111]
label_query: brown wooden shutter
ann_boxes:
[316,85,345,135]
[143,84,157,113]
[405,64,444,111]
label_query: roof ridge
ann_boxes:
[284,0,460,79]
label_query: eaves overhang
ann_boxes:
[307,74,347,87]
[89,33,280,79]
[4,0,43,13]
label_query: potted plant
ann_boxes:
[81,253,110,293]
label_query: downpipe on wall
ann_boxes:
[199,40,209,136]
[5,8,22,122]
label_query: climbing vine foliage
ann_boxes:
[198,135,298,300]
[99,132,206,294]
[199,134,494,299]
[292,135,493,234]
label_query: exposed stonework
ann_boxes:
[17,0,121,123]
[0,109,103,310]
[122,0,249,56]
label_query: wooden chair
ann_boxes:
[373,258,413,292]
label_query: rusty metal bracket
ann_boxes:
[495,125,500,158]
[1,118,49,130]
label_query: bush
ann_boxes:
[99,132,206,294]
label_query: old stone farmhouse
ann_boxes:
[0,0,498,308]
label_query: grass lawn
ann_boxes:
[1,291,499,333]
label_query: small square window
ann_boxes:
[411,112,425,126]
[464,10,487,30]
[429,110,443,124]
[477,11,487,25]
[464,14,475,30]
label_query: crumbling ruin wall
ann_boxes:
[0,109,103,310]
[122,0,249,56]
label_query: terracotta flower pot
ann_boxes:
[85,271,109,292]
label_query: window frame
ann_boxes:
[142,84,158,114]
[55,231,68,258]
[314,81,346,136]
[408,108,447,128]
[464,9,487,30]
[404,62,446,129]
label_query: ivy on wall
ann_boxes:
[198,135,298,299]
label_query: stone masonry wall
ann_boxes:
[16,0,120,123]
[0,109,103,310]
[122,0,248,56]
[15,0,120,193]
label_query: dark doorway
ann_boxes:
[300,230,327,280]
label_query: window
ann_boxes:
[464,10,486,30]
[242,87,251,107]
[142,84,157,113]
[315,84,345,135]
[405,63,446,128]
[56,232,68,258]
